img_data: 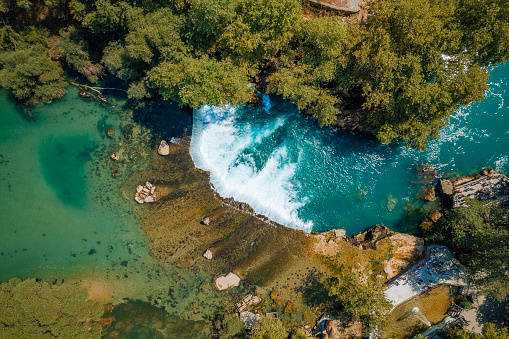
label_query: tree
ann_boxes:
[251,318,288,339]
[337,0,490,150]
[149,55,251,107]
[442,322,509,339]
[438,199,509,300]
[0,43,67,104]
[320,255,392,330]
[0,278,104,338]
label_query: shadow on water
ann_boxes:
[39,136,97,208]
[102,300,209,339]
[132,100,192,140]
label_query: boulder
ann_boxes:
[202,217,210,225]
[158,140,170,156]
[438,179,454,196]
[110,152,120,161]
[215,272,241,290]
[422,185,436,201]
[429,209,443,223]
[203,249,213,260]
[334,229,346,239]
[489,169,497,175]
[134,182,157,204]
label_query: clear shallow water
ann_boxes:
[0,85,220,318]
[190,64,509,235]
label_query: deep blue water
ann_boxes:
[190,64,509,235]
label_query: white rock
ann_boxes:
[135,196,145,204]
[334,229,346,239]
[203,249,213,259]
[136,185,144,193]
[240,311,261,329]
[202,217,210,225]
[144,196,154,203]
[158,140,170,155]
[215,272,241,290]
[150,186,156,194]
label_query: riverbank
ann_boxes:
[120,136,426,332]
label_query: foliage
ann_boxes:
[59,27,103,82]
[436,199,509,300]
[442,322,509,339]
[320,255,392,330]
[149,55,251,107]
[0,42,67,104]
[337,0,490,149]
[250,318,288,339]
[0,278,104,338]
[213,314,245,339]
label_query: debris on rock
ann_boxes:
[135,181,158,204]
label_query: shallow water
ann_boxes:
[190,64,509,235]
[0,85,220,319]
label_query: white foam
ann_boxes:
[190,105,313,231]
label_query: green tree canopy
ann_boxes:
[149,55,251,107]
[0,278,104,338]
[0,42,67,104]
[435,199,509,300]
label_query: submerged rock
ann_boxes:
[158,140,170,156]
[429,209,443,223]
[422,185,436,201]
[107,128,115,138]
[110,152,120,161]
[215,272,240,290]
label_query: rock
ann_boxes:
[482,169,489,176]
[107,128,115,138]
[429,209,443,223]
[422,185,436,201]
[112,172,120,178]
[489,169,497,175]
[215,272,241,290]
[202,217,210,225]
[240,311,260,329]
[248,91,261,106]
[110,152,120,161]
[134,181,157,204]
[203,249,213,259]
[158,140,170,156]
[334,229,346,239]
[325,319,335,336]
[438,179,454,196]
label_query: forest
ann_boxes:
[0,0,508,148]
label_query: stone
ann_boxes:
[438,179,454,196]
[202,217,210,225]
[158,140,170,156]
[107,128,115,138]
[429,209,443,223]
[422,185,436,201]
[203,249,213,259]
[215,272,241,290]
[110,152,120,161]
[111,172,120,178]
[144,196,154,203]
[334,229,346,239]
[136,185,144,193]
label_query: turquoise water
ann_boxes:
[190,64,509,235]
[0,85,220,320]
